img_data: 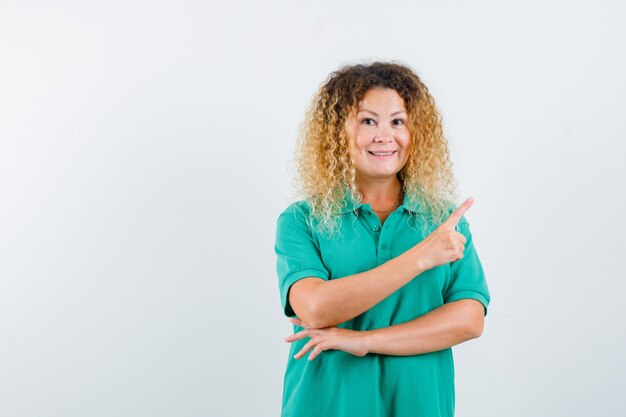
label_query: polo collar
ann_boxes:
[338,186,425,214]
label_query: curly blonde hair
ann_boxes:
[293,61,461,237]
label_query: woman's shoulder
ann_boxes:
[277,199,314,221]
[275,200,321,238]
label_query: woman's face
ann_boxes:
[347,88,411,181]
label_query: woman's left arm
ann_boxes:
[363,299,484,356]
[362,217,489,356]
[286,299,485,360]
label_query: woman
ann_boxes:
[274,61,490,417]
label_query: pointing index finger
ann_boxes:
[444,197,474,228]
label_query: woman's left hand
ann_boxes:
[284,317,370,361]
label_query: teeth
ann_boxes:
[371,151,394,156]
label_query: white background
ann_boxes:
[1,1,625,416]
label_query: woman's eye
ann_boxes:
[361,118,376,126]
[393,119,405,126]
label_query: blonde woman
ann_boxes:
[274,61,490,417]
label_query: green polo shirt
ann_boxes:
[274,191,490,417]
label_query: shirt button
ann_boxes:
[372,225,380,232]
[381,243,387,250]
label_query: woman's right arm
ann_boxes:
[289,247,428,329]
[288,198,473,329]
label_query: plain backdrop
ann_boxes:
[1,1,625,416]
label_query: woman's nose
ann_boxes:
[374,127,393,143]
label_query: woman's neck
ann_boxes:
[356,176,403,206]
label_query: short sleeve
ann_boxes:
[443,217,491,316]
[274,203,329,318]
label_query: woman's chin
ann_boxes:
[357,168,403,179]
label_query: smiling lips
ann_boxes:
[368,150,397,159]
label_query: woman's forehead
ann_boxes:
[356,88,407,112]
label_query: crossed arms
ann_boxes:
[287,247,485,356]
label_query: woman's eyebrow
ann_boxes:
[358,109,407,117]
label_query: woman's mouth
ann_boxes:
[368,150,397,159]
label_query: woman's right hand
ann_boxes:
[411,197,474,271]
